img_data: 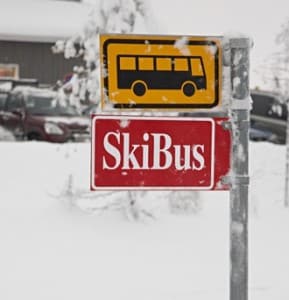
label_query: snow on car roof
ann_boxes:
[13,86,56,97]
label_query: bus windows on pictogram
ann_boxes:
[117,55,207,97]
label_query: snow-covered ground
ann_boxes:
[0,140,288,300]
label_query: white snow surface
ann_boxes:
[0,0,92,42]
[0,141,288,300]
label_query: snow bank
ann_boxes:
[0,141,288,300]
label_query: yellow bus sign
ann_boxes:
[100,34,222,109]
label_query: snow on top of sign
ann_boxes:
[144,40,152,53]
[174,36,190,56]
[208,44,218,55]
[0,0,92,42]
[119,119,130,128]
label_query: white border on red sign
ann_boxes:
[91,115,215,190]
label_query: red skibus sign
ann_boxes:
[91,115,231,190]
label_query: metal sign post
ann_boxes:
[284,100,289,207]
[94,33,252,300]
[229,38,251,300]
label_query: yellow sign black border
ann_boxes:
[102,37,221,109]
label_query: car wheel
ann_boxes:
[27,132,41,141]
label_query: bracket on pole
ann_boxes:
[231,96,252,111]
[221,175,250,186]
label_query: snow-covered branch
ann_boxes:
[53,0,150,106]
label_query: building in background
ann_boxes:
[0,0,91,86]
[0,40,84,86]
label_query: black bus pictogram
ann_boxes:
[117,55,207,97]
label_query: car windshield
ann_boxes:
[25,94,79,116]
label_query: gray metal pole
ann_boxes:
[229,37,251,300]
[284,100,289,207]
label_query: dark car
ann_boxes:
[250,89,287,144]
[0,78,39,90]
[249,127,280,143]
[0,86,90,143]
[178,89,287,145]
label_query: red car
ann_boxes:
[0,86,90,143]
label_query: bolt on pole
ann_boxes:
[229,37,251,300]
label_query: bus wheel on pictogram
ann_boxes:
[132,81,147,96]
[182,81,196,97]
